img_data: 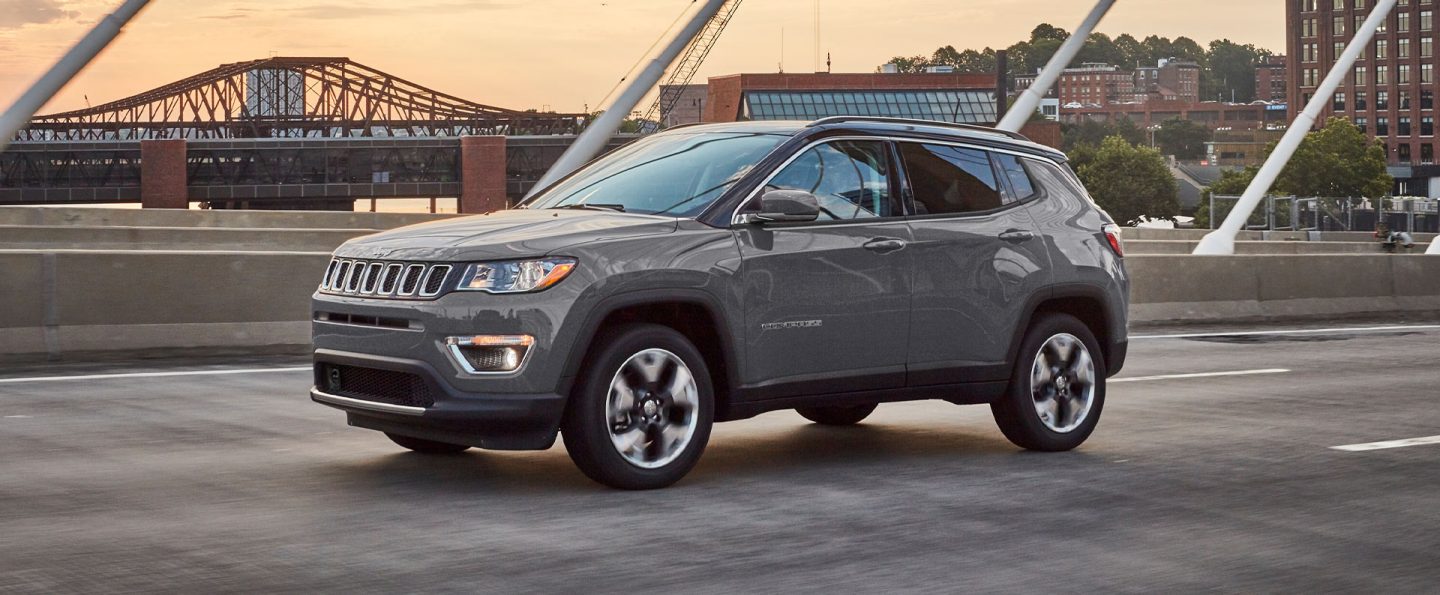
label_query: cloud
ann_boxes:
[0,0,81,29]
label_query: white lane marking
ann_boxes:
[0,367,311,385]
[1111,368,1291,383]
[1331,435,1440,452]
[1132,324,1440,340]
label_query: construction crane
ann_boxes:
[639,0,745,129]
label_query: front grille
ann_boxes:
[318,364,437,409]
[319,258,454,299]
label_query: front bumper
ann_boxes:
[311,348,567,450]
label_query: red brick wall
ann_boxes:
[140,139,188,209]
[459,136,507,214]
[1020,122,1062,149]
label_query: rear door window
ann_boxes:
[993,153,1039,204]
[898,143,1003,215]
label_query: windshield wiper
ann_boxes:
[552,203,627,213]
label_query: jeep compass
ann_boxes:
[310,117,1129,489]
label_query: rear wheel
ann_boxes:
[991,313,1106,452]
[562,324,714,490]
[385,432,471,454]
[796,403,877,426]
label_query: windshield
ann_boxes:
[522,132,786,217]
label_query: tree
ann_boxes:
[1275,117,1392,198]
[1075,136,1180,224]
[1114,33,1144,67]
[1153,118,1212,160]
[1196,166,1258,227]
[1030,23,1070,43]
[1205,39,1270,103]
[877,55,931,73]
[1062,117,1146,151]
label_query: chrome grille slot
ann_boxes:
[399,264,425,296]
[318,258,456,300]
[420,265,452,297]
[344,261,365,293]
[380,264,404,294]
[361,263,384,294]
[321,260,338,290]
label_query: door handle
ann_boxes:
[999,229,1036,243]
[863,238,908,253]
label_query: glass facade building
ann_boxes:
[740,90,998,124]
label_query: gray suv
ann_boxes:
[311,117,1129,489]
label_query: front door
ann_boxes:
[734,139,913,399]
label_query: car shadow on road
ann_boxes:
[320,419,1099,493]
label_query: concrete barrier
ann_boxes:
[5,248,1440,361]
[0,206,454,230]
[1126,240,1432,255]
[0,225,373,252]
[1128,254,1440,324]
[0,250,330,360]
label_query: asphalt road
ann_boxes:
[2,322,1439,593]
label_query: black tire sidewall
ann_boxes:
[562,324,715,490]
[994,313,1107,452]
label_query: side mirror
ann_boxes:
[742,190,820,224]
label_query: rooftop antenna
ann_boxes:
[779,27,785,73]
[0,0,152,153]
[814,0,821,72]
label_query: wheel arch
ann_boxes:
[1009,284,1125,377]
[558,289,740,415]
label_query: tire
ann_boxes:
[991,313,1106,452]
[796,403,878,426]
[562,324,714,490]
[385,432,472,454]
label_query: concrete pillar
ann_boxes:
[140,139,187,209]
[459,136,508,214]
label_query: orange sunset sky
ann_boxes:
[1,0,1286,115]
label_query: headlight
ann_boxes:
[457,258,576,294]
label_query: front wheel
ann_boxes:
[991,313,1106,452]
[562,324,714,490]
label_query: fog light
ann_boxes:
[446,335,534,374]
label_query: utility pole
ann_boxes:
[0,0,152,152]
[1195,0,1399,255]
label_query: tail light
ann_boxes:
[1102,224,1125,257]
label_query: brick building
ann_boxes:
[1016,59,1202,108]
[1059,100,1290,131]
[1255,55,1289,103]
[1289,0,1440,195]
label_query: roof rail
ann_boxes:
[806,116,1031,141]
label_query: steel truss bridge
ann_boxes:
[1,57,612,207]
[17,57,585,141]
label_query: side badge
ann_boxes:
[761,320,823,332]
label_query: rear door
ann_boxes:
[733,139,913,398]
[898,142,1052,386]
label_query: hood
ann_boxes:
[336,209,680,261]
